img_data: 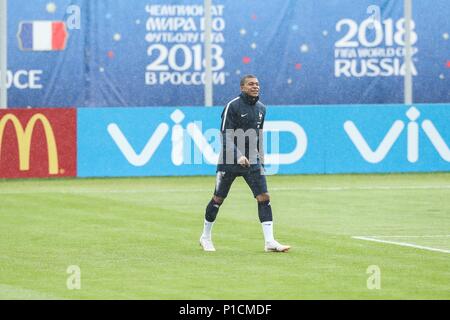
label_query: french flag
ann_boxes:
[18,21,68,51]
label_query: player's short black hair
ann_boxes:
[240,74,258,86]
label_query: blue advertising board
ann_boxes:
[77,104,450,177]
[6,0,450,107]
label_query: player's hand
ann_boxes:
[238,156,250,168]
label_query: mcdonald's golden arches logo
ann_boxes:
[0,113,59,174]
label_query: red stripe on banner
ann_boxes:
[52,22,67,50]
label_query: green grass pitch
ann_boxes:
[0,173,449,299]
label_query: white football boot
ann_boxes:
[264,240,291,252]
[199,237,216,252]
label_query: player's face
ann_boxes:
[241,78,260,97]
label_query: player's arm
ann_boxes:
[258,108,266,167]
[258,129,264,167]
[221,103,248,167]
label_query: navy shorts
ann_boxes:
[214,169,268,198]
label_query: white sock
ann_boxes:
[202,220,214,239]
[261,221,274,243]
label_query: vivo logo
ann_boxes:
[344,107,450,163]
[107,109,307,167]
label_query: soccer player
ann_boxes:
[199,74,291,252]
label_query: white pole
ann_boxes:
[204,0,213,107]
[404,0,413,105]
[0,0,7,109]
